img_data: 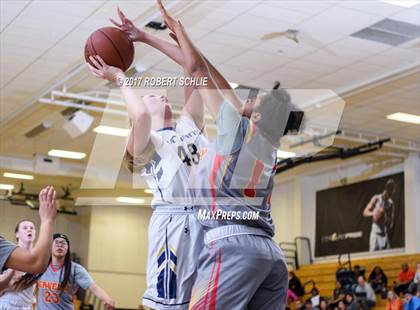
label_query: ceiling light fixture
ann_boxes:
[386,112,420,124]
[116,197,146,204]
[48,149,86,159]
[94,125,130,137]
[3,172,34,180]
[0,184,15,190]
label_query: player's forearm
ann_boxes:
[174,23,243,116]
[173,22,207,77]
[363,204,374,217]
[173,23,228,119]
[30,219,54,272]
[90,283,113,303]
[140,32,184,66]
[117,72,151,122]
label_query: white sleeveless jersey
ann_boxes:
[0,283,35,306]
[130,115,208,208]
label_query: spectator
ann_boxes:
[369,265,388,299]
[295,299,303,310]
[344,293,359,310]
[337,300,346,310]
[304,299,313,310]
[386,290,404,310]
[395,263,415,295]
[330,280,346,308]
[355,275,376,310]
[289,271,305,297]
[336,267,356,292]
[319,298,328,310]
[354,265,366,278]
[403,291,420,310]
[407,263,419,296]
[310,286,321,308]
[287,288,298,304]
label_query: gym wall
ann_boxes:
[270,153,420,261]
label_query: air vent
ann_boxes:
[24,122,52,138]
[351,18,420,46]
[145,21,167,30]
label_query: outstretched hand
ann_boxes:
[38,186,57,223]
[88,55,124,84]
[156,0,179,34]
[110,8,144,42]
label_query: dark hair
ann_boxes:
[385,179,396,193]
[345,293,354,303]
[254,87,303,146]
[53,234,72,291]
[14,219,34,241]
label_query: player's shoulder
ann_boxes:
[72,262,89,274]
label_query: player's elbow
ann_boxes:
[185,57,207,78]
[27,256,49,274]
[132,111,151,126]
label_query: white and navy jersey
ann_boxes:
[188,102,277,236]
[36,262,93,309]
[125,115,208,209]
[0,270,35,306]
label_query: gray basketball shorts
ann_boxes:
[189,225,288,310]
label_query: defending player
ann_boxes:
[157,1,304,309]
[363,178,396,251]
[0,220,38,309]
[0,186,57,281]
[88,9,208,309]
[36,234,115,309]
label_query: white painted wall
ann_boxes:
[87,205,152,309]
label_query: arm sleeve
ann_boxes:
[74,263,94,290]
[215,100,248,155]
[0,236,18,272]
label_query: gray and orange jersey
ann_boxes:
[36,262,93,309]
[125,115,208,209]
[188,101,277,236]
[0,236,17,272]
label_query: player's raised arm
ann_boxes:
[111,8,206,128]
[363,196,378,217]
[87,55,151,157]
[4,186,57,274]
[156,0,243,120]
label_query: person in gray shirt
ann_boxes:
[36,234,115,309]
[355,275,376,310]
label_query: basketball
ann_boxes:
[84,27,134,72]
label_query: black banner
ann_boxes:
[315,172,404,257]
